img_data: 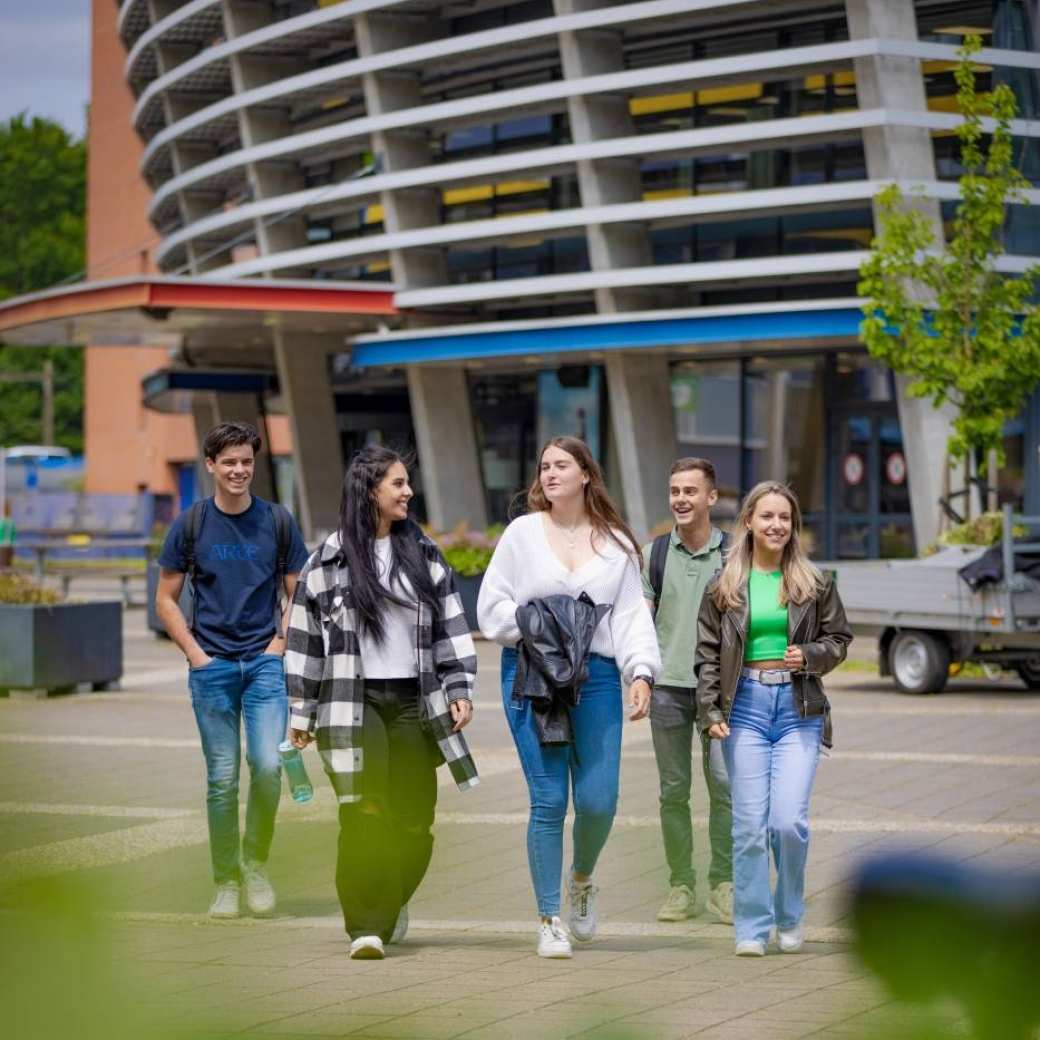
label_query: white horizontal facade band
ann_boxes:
[142,40,1040,201]
[153,107,1040,260]
[129,0,804,122]
[387,251,1035,308]
[116,0,150,47]
[124,0,222,82]
[155,107,884,263]
[205,178,1040,279]
[139,36,873,171]
[137,28,1040,167]
[126,0,412,84]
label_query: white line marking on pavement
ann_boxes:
[0,802,197,819]
[105,910,856,945]
[118,666,190,688]
[620,748,1040,768]
[839,703,1040,717]
[0,817,209,885]
[0,734,198,749]
[436,811,1040,838]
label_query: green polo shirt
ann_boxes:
[641,526,725,689]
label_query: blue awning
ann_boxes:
[351,306,863,367]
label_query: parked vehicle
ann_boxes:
[829,506,1040,694]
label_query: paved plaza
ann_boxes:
[2,583,1040,1039]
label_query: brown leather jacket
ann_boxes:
[695,573,852,748]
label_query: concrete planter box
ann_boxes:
[454,573,484,633]
[0,600,123,696]
[146,560,191,637]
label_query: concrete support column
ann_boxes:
[190,391,277,502]
[407,367,488,532]
[271,331,344,541]
[354,11,445,288]
[222,0,309,273]
[552,0,663,313]
[605,353,677,539]
[845,0,960,549]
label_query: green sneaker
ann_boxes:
[657,884,695,922]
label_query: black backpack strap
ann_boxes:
[271,503,293,637]
[183,499,207,633]
[649,533,671,613]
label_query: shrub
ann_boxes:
[0,574,61,605]
[924,511,1027,554]
[429,523,503,577]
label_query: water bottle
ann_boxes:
[278,740,313,803]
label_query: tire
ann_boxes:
[889,630,950,695]
[1015,657,1040,690]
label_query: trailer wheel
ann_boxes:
[1015,657,1040,690]
[889,631,950,694]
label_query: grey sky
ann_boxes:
[0,1,91,138]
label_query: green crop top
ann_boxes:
[747,570,788,661]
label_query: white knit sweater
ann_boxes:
[477,512,661,685]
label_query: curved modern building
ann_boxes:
[70,2,1040,548]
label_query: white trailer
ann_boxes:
[826,506,1040,694]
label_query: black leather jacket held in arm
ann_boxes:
[694,573,851,748]
[513,592,611,746]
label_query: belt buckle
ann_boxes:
[760,669,787,685]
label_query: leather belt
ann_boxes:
[741,666,793,685]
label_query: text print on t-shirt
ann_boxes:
[209,543,260,562]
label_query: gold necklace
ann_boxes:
[550,515,586,549]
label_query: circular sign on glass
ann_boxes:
[886,451,907,486]
[843,452,865,487]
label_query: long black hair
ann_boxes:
[337,445,438,642]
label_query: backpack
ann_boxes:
[182,498,294,636]
[648,528,730,613]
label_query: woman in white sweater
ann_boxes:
[478,436,661,959]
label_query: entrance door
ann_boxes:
[829,405,914,558]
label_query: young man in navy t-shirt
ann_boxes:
[157,421,309,918]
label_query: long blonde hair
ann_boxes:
[713,481,823,611]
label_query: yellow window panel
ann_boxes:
[932,25,993,35]
[642,188,693,201]
[494,209,549,221]
[788,227,874,247]
[696,83,762,105]
[364,260,390,273]
[630,92,694,116]
[833,70,856,88]
[443,185,495,205]
[321,96,348,110]
[495,180,550,196]
[364,203,384,224]
[318,0,347,7]
[923,59,992,74]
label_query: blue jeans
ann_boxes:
[188,654,288,884]
[501,647,622,917]
[722,675,823,944]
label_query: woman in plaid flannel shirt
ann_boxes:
[285,446,478,960]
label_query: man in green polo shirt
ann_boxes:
[642,456,733,924]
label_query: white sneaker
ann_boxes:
[735,939,766,957]
[537,916,572,959]
[567,875,599,942]
[208,881,241,919]
[777,924,805,953]
[390,904,408,944]
[657,884,695,922]
[349,935,385,960]
[242,861,276,916]
[706,882,734,924]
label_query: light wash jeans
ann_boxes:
[722,675,823,944]
[501,647,622,917]
[188,654,288,884]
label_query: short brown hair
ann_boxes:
[203,421,262,461]
[670,456,716,487]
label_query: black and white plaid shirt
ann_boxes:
[285,529,479,802]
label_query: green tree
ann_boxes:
[858,36,1040,487]
[0,114,86,452]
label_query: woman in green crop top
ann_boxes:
[695,482,851,958]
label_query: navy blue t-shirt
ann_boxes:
[159,496,310,659]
